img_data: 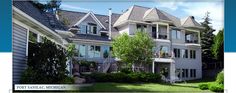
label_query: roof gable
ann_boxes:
[181,16,201,28]
[74,11,106,29]
[143,8,171,22]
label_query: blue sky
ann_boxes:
[56,0,224,34]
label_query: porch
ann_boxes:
[152,58,177,82]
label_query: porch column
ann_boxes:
[170,62,176,82]
[198,32,201,44]
[156,23,159,39]
[152,61,155,73]
[167,24,170,40]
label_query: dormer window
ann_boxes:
[79,23,97,35]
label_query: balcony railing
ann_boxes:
[158,35,167,39]
[185,40,198,43]
[154,51,172,58]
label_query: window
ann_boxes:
[174,48,180,58]
[172,30,181,39]
[94,46,101,57]
[185,69,188,78]
[136,24,147,32]
[80,25,87,34]
[190,50,196,59]
[29,31,43,43]
[88,45,101,58]
[79,45,86,58]
[190,69,196,78]
[158,25,167,39]
[152,26,157,39]
[182,49,188,58]
[102,46,109,58]
[182,69,189,78]
[29,31,37,43]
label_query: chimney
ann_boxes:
[56,10,60,20]
[190,16,194,20]
[108,8,112,40]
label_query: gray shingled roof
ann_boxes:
[58,10,121,32]
[114,5,202,28]
[181,16,202,28]
[143,8,171,22]
[13,1,66,31]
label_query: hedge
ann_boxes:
[83,72,161,83]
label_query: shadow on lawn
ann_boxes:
[78,83,153,92]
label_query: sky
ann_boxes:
[54,0,224,34]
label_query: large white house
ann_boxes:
[13,1,203,83]
[58,5,203,81]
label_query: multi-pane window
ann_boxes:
[190,50,196,59]
[79,45,86,58]
[172,30,181,39]
[190,69,196,78]
[102,46,109,58]
[29,31,43,43]
[136,24,147,32]
[79,23,97,34]
[182,49,188,58]
[182,69,188,78]
[174,48,180,58]
[80,25,87,34]
[29,31,37,43]
[88,45,101,58]
[158,25,167,39]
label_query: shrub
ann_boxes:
[20,38,68,84]
[84,72,161,83]
[209,83,224,92]
[59,76,74,84]
[120,68,132,74]
[198,83,209,90]
[216,71,224,84]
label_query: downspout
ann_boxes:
[108,8,112,40]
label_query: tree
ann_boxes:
[212,29,224,68]
[201,12,215,69]
[112,31,154,72]
[20,38,73,84]
[31,0,61,13]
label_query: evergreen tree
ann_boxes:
[212,29,224,68]
[201,12,215,69]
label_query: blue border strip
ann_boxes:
[225,0,236,52]
[0,0,12,52]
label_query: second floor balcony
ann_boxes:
[185,31,200,44]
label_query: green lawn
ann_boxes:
[78,79,214,92]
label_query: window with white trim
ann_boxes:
[172,30,181,39]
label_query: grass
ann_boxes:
[78,78,215,92]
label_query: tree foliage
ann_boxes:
[31,0,61,13]
[20,38,72,84]
[201,12,215,68]
[212,29,224,63]
[112,31,154,71]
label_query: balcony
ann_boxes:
[158,35,167,39]
[185,31,199,44]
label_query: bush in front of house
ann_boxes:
[20,38,72,84]
[198,71,224,92]
[216,71,224,84]
[199,83,209,90]
[209,83,224,92]
[83,72,161,83]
